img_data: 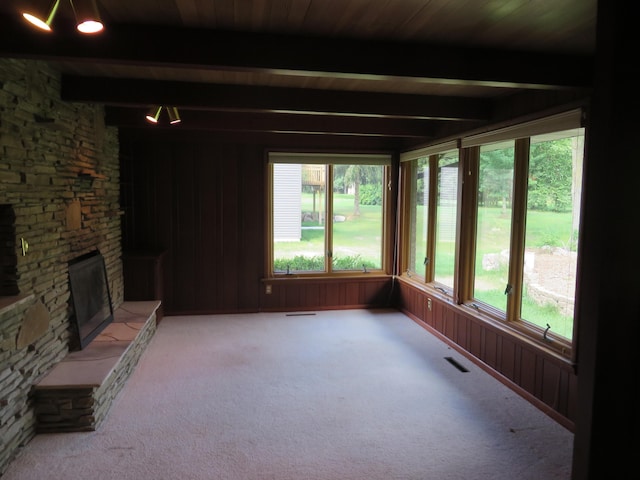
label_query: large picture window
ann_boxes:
[269,153,391,276]
[399,110,584,351]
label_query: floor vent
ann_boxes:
[285,312,317,316]
[445,356,469,372]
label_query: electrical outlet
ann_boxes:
[427,298,432,311]
[265,284,272,295]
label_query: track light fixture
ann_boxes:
[145,106,163,124]
[22,0,61,31]
[71,0,104,34]
[21,0,104,34]
[145,106,182,126]
[167,107,182,125]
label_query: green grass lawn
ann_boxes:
[275,193,383,270]
[275,195,576,339]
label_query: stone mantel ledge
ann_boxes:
[0,294,35,317]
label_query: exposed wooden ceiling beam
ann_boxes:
[118,128,408,151]
[0,15,593,91]
[63,76,491,121]
[105,108,446,138]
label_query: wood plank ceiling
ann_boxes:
[0,0,597,149]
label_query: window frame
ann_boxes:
[398,109,584,358]
[267,151,394,278]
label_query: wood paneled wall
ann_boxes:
[260,276,393,312]
[120,132,394,314]
[120,131,576,430]
[396,278,577,430]
[120,133,266,314]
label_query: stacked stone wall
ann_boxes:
[0,58,122,474]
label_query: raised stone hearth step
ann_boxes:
[33,301,161,433]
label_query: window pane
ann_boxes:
[273,163,326,273]
[521,129,584,340]
[434,150,458,288]
[408,158,429,278]
[332,164,384,271]
[474,141,515,313]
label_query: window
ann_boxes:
[269,153,391,276]
[520,129,584,340]
[407,157,429,280]
[399,109,584,349]
[434,150,459,289]
[473,140,515,314]
[401,143,458,289]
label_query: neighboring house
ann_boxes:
[273,163,302,242]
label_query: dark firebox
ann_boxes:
[68,251,114,350]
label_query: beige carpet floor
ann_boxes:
[3,309,574,479]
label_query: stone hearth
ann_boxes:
[33,301,161,432]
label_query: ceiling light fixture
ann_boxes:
[167,107,182,125]
[21,0,104,34]
[145,106,163,124]
[70,0,103,34]
[22,0,61,32]
[145,106,182,126]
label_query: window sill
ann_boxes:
[397,274,455,303]
[262,273,392,283]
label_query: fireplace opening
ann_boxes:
[68,250,114,350]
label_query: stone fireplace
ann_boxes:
[0,58,123,474]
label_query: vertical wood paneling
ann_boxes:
[399,286,421,320]
[237,145,265,311]
[194,146,216,309]
[557,369,570,417]
[540,358,562,409]
[566,370,578,422]
[218,144,241,309]
[396,280,576,426]
[326,282,344,306]
[346,282,360,304]
[469,319,482,358]
[500,337,517,381]
[432,301,444,333]
[121,134,264,314]
[519,347,537,393]
[260,278,392,312]
[443,307,456,340]
[285,283,302,308]
[455,313,469,350]
[483,329,498,369]
[173,151,198,310]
